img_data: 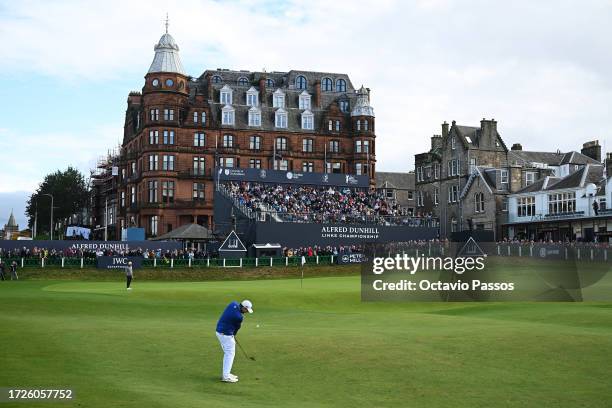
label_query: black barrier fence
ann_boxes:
[214,167,370,187]
[0,254,342,269]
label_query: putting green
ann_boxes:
[1,276,611,407]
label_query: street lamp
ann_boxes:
[41,193,54,240]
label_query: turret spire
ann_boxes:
[148,18,186,75]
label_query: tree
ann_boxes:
[25,167,90,237]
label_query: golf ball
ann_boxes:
[256,324,260,328]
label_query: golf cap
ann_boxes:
[241,300,254,313]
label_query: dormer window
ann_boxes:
[248,106,261,127]
[451,136,456,149]
[222,105,235,126]
[273,89,285,108]
[336,79,346,92]
[237,77,249,86]
[301,110,314,130]
[266,78,275,88]
[220,85,233,105]
[299,91,311,110]
[212,75,222,84]
[246,87,259,107]
[296,75,307,90]
[322,77,333,92]
[275,108,288,128]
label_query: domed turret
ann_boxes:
[351,85,375,117]
[148,20,186,75]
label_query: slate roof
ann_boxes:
[513,164,604,194]
[152,223,214,241]
[508,150,599,167]
[376,172,414,190]
[193,69,361,133]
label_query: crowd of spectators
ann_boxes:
[283,245,364,257]
[0,247,213,260]
[498,238,612,247]
[223,181,435,226]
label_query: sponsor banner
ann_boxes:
[337,253,368,264]
[214,167,369,187]
[97,256,143,269]
[255,223,438,247]
[0,240,181,252]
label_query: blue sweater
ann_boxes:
[216,301,243,336]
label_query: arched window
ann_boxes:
[335,78,346,92]
[237,77,249,86]
[356,120,361,131]
[212,75,222,84]
[296,75,307,90]
[266,78,275,88]
[322,77,333,92]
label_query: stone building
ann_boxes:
[376,172,416,216]
[99,26,377,238]
[415,119,600,239]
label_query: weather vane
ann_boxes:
[165,13,169,34]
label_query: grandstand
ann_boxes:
[213,168,439,249]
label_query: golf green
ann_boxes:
[1,276,611,407]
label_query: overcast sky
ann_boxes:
[1,0,611,227]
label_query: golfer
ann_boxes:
[0,261,6,281]
[215,300,253,383]
[10,261,18,280]
[125,261,133,290]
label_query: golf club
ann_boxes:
[235,337,255,361]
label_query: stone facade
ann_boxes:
[100,30,377,238]
[376,172,416,216]
[415,119,600,239]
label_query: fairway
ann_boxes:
[1,276,611,408]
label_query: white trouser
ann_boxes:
[216,332,236,378]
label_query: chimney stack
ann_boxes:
[259,77,267,106]
[441,121,449,138]
[431,134,443,151]
[581,140,601,162]
[511,143,522,151]
[315,80,322,108]
[606,152,612,177]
